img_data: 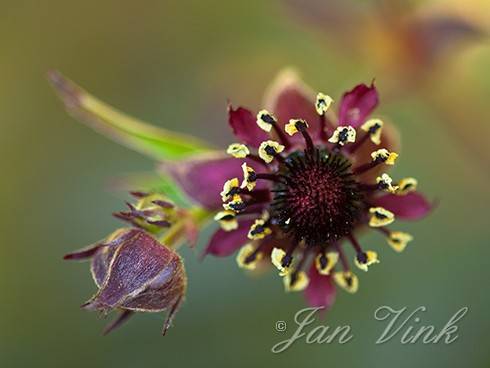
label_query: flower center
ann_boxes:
[271,148,363,245]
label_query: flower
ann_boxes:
[50,69,432,322]
[165,70,432,309]
[63,192,205,335]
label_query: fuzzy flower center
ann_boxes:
[271,149,362,245]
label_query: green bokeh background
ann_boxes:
[2,1,489,367]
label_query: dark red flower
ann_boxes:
[161,70,431,310]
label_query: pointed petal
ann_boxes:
[339,82,379,127]
[91,245,119,287]
[48,70,213,160]
[202,219,254,257]
[108,171,192,208]
[228,104,268,148]
[102,310,134,336]
[162,295,184,336]
[263,68,325,144]
[372,192,432,220]
[159,153,268,209]
[63,242,102,260]
[304,264,337,309]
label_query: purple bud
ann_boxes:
[65,228,186,335]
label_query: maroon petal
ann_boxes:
[102,310,134,336]
[202,219,254,257]
[338,83,379,127]
[64,242,102,260]
[91,245,119,287]
[263,69,325,144]
[228,104,268,148]
[160,153,267,210]
[372,192,432,220]
[304,264,336,309]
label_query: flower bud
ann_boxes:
[64,228,186,335]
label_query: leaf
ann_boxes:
[48,70,214,160]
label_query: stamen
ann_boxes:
[315,251,339,275]
[214,210,238,231]
[354,250,379,272]
[258,140,285,164]
[396,177,418,195]
[369,207,395,227]
[328,126,356,146]
[360,118,384,145]
[315,93,333,115]
[256,109,290,148]
[226,143,250,158]
[348,234,380,271]
[387,231,413,252]
[285,119,308,136]
[371,149,398,165]
[353,149,398,175]
[286,119,314,152]
[376,173,398,193]
[283,271,309,292]
[333,271,359,293]
[247,218,272,240]
[271,247,291,276]
[256,109,277,133]
[222,195,246,212]
[236,243,263,270]
[240,163,257,191]
[220,178,240,202]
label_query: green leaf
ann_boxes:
[48,70,214,160]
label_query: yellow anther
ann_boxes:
[354,250,380,272]
[258,140,285,163]
[328,126,356,146]
[283,271,309,292]
[271,247,290,276]
[315,252,339,275]
[376,173,399,193]
[226,143,250,158]
[396,177,418,195]
[387,231,413,252]
[240,163,257,191]
[213,210,238,231]
[247,218,271,240]
[333,271,359,293]
[256,109,277,132]
[236,243,263,270]
[285,119,309,136]
[222,195,245,213]
[316,93,334,115]
[220,178,240,202]
[361,118,384,145]
[369,207,395,227]
[371,149,398,165]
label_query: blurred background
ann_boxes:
[1,0,490,367]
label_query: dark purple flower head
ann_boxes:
[64,193,190,335]
[168,70,432,309]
